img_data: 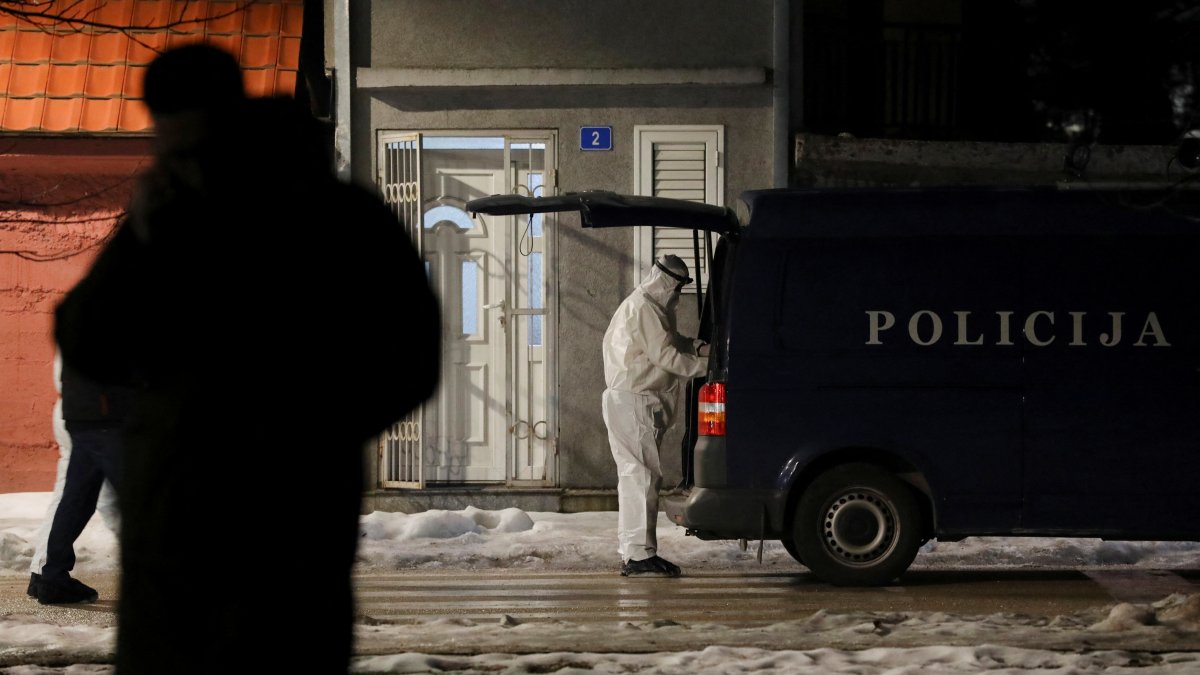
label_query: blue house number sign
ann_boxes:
[580,126,613,151]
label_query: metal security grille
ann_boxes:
[804,18,961,139]
[377,133,424,488]
[881,25,960,137]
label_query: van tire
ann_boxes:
[781,538,805,567]
[794,463,921,586]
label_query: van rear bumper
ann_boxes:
[663,487,785,540]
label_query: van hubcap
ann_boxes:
[822,489,896,564]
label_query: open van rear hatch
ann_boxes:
[468,190,736,492]
[466,191,740,234]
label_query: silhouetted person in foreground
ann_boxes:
[55,44,439,674]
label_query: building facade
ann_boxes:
[337,1,786,511]
[4,0,1191,507]
[339,0,1196,512]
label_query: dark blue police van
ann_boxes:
[468,188,1200,586]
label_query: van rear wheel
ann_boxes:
[781,538,805,566]
[794,463,921,586]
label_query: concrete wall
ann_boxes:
[794,133,1185,187]
[351,1,776,492]
[0,244,77,491]
[0,140,144,491]
[360,0,772,70]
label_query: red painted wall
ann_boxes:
[0,139,147,492]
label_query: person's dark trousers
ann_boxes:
[40,427,122,580]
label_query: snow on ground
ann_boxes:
[4,492,1200,673]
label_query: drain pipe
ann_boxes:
[332,0,352,182]
[773,0,790,188]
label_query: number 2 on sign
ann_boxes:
[580,127,611,151]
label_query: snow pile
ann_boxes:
[0,493,118,574]
[359,506,534,541]
[352,645,1200,674]
[1158,593,1200,623]
[1090,594,1200,633]
[1090,603,1157,632]
[915,537,1200,570]
[0,617,114,652]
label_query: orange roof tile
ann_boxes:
[164,32,203,52]
[47,64,86,96]
[0,0,303,134]
[240,35,278,69]
[205,3,245,34]
[9,63,49,97]
[87,31,129,64]
[275,69,296,95]
[241,68,274,96]
[123,64,148,99]
[84,64,124,97]
[281,3,303,37]
[278,36,300,69]
[205,34,243,61]
[0,27,16,57]
[131,1,172,28]
[49,31,90,63]
[117,97,151,131]
[79,97,120,132]
[124,31,167,63]
[244,3,283,35]
[4,97,46,130]
[41,97,83,131]
[173,2,209,25]
[13,29,53,62]
[95,3,136,29]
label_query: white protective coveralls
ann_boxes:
[601,257,708,563]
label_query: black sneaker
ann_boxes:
[37,575,99,605]
[26,572,40,598]
[621,555,682,578]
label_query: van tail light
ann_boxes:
[698,382,726,436]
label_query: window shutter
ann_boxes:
[634,127,723,294]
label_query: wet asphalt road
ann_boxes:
[4,567,1199,628]
[352,568,1200,626]
[5,566,1200,663]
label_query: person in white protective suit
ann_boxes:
[602,254,709,577]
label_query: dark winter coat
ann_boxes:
[55,96,439,674]
[60,360,137,432]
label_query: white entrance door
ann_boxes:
[424,167,507,482]
[377,133,556,485]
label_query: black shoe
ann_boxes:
[26,572,40,598]
[621,555,682,578]
[37,575,98,605]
